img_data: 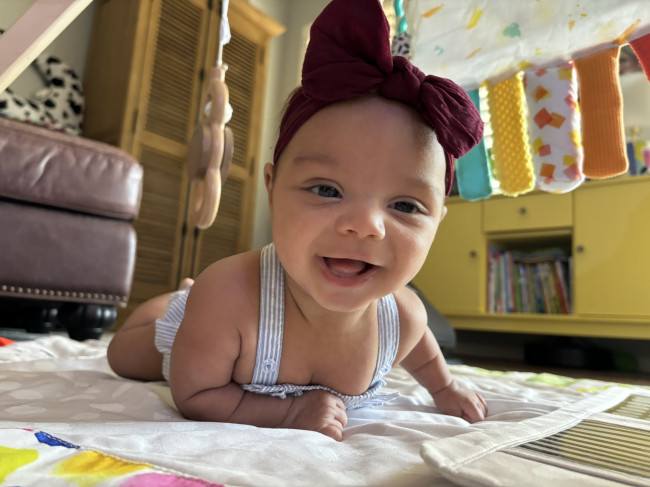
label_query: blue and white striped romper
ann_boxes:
[155,243,401,409]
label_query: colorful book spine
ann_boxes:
[554,260,570,314]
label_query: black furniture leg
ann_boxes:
[58,303,117,341]
[23,304,59,334]
[0,298,59,335]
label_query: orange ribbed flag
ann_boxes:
[575,47,628,179]
[486,73,535,196]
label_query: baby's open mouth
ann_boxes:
[323,257,375,277]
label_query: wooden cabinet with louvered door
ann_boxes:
[83,0,283,325]
[128,0,213,319]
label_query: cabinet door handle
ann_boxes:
[519,207,527,215]
[469,250,477,258]
[576,245,585,253]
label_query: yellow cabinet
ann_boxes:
[414,177,650,339]
[413,199,485,314]
[574,179,650,318]
[483,192,572,233]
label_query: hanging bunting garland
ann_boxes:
[408,1,650,198]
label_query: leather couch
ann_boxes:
[0,117,142,340]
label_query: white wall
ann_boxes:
[0,0,96,96]
[247,0,329,249]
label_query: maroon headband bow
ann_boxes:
[273,0,484,196]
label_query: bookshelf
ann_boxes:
[412,176,650,340]
[487,245,572,315]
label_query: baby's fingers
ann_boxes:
[317,409,347,441]
[316,395,347,441]
[461,395,487,423]
[317,423,344,441]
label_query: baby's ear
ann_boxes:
[263,163,274,204]
[440,205,448,222]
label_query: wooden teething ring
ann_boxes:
[187,64,233,230]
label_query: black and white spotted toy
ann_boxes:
[0,29,84,135]
[391,32,412,58]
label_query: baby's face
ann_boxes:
[265,96,447,312]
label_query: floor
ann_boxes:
[2,327,649,386]
[460,356,650,386]
[0,327,113,344]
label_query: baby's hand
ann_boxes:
[432,381,487,423]
[281,390,348,441]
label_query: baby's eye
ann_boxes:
[310,185,340,198]
[390,201,419,214]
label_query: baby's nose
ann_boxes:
[336,203,386,239]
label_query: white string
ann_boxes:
[217,0,231,66]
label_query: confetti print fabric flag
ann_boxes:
[524,62,584,193]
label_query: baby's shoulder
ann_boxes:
[392,286,428,358]
[198,250,260,287]
[392,286,427,326]
[185,250,262,325]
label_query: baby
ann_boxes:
[108,0,487,441]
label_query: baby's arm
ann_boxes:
[395,287,487,422]
[168,256,347,440]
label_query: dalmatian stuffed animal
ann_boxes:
[0,29,84,135]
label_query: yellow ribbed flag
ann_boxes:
[487,73,535,196]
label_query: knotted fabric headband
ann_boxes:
[273,0,484,196]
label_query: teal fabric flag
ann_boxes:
[456,89,492,201]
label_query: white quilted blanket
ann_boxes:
[0,335,647,486]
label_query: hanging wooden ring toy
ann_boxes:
[186,63,234,230]
[187,0,233,230]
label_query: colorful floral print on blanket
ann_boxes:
[0,428,224,487]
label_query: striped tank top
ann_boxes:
[241,243,400,410]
